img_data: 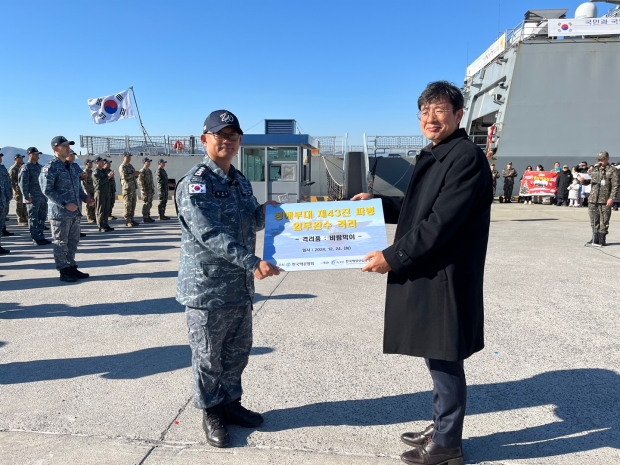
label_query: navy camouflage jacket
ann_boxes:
[0,164,11,203]
[176,157,265,310]
[39,157,88,219]
[19,161,46,204]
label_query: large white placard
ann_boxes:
[548,17,620,37]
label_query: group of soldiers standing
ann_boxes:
[80,153,171,231]
[0,148,172,256]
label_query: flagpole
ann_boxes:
[129,86,154,153]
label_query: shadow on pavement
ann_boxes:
[0,297,184,319]
[232,368,619,461]
[6,258,169,271]
[254,293,317,303]
[0,270,178,292]
[0,345,273,384]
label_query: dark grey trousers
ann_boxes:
[186,304,253,409]
[50,217,81,270]
[26,201,47,240]
[425,358,467,449]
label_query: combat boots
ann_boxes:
[599,233,607,246]
[223,397,264,428]
[585,233,600,247]
[69,266,90,279]
[0,246,10,255]
[143,217,155,223]
[159,215,170,220]
[2,228,14,236]
[203,404,229,448]
[59,268,78,283]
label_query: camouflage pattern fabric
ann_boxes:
[123,188,137,223]
[156,167,169,216]
[139,167,154,219]
[491,169,499,197]
[39,158,87,220]
[9,163,28,223]
[19,161,48,241]
[120,162,138,190]
[588,164,619,234]
[109,172,117,218]
[502,168,517,199]
[50,217,81,270]
[0,164,11,205]
[186,304,252,409]
[82,168,96,221]
[175,157,264,310]
[93,168,111,229]
[0,174,5,246]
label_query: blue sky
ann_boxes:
[1,0,592,152]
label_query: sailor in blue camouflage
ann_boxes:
[0,154,8,253]
[18,147,48,242]
[39,137,92,274]
[0,154,12,227]
[176,110,280,412]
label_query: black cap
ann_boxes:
[143,157,152,163]
[51,136,75,147]
[69,149,77,155]
[158,159,167,164]
[94,156,104,163]
[123,151,132,157]
[85,159,93,163]
[14,154,24,159]
[202,110,243,135]
[27,147,42,155]
[0,153,3,157]
[103,159,111,164]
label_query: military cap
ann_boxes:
[14,154,24,160]
[51,136,75,147]
[597,151,610,160]
[203,110,243,135]
[158,159,167,164]
[94,156,104,163]
[27,147,42,155]
[85,159,93,163]
[143,157,152,163]
[123,151,132,157]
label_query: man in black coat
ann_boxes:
[353,81,492,465]
[555,165,573,206]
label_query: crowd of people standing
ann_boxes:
[0,141,173,280]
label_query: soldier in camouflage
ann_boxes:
[501,162,517,202]
[138,157,155,222]
[81,159,96,222]
[0,153,13,237]
[0,155,8,254]
[92,157,114,232]
[103,159,117,220]
[39,136,94,282]
[176,110,280,448]
[68,150,88,239]
[19,147,50,245]
[490,163,499,198]
[120,152,140,227]
[9,154,28,226]
[156,159,170,220]
[585,151,619,247]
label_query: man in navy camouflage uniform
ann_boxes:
[39,136,95,282]
[176,110,280,448]
[19,147,49,245]
[0,153,10,255]
[0,153,13,237]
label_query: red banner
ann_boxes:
[519,171,557,197]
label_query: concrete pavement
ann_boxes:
[0,201,618,464]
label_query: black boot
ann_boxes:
[0,246,10,255]
[70,266,90,279]
[599,233,607,246]
[223,397,264,428]
[59,268,78,283]
[2,228,14,236]
[202,404,229,448]
[585,233,599,247]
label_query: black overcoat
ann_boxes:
[379,128,493,361]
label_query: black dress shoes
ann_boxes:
[203,404,229,448]
[401,423,434,447]
[223,397,264,428]
[401,439,463,465]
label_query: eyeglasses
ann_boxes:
[417,107,454,120]
[206,131,241,141]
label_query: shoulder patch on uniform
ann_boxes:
[189,183,207,194]
[193,166,207,178]
[42,167,49,172]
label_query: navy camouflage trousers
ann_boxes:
[186,304,253,409]
[50,217,81,270]
[26,201,47,241]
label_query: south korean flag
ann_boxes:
[189,183,207,194]
[87,89,135,124]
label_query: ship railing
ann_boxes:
[80,135,207,156]
[365,135,427,156]
[315,136,346,157]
